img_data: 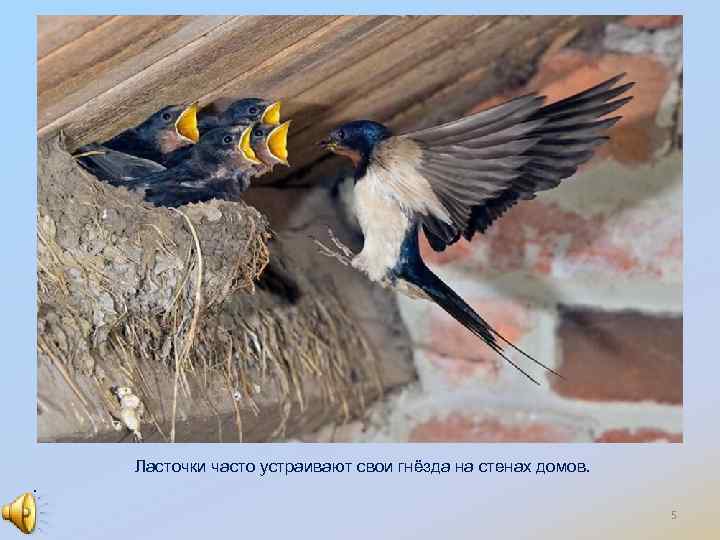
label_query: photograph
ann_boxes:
[36,15,682,443]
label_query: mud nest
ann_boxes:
[37,134,384,442]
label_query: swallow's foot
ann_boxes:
[313,227,355,267]
[328,228,354,258]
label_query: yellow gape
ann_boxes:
[261,101,282,125]
[268,121,291,163]
[239,126,261,164]
[175,102,200,143]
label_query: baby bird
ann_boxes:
[162,99,283,168]
[198,98,281,134]
[248,120,292,174]
[130,124,262,206]
[102,103,199,165]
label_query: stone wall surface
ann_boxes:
[303,16,683,443]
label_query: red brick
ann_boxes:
[553,307,682,405]
[595,428,682,443]
[409,413,586,442]
[419,234,474,266]
[431,48,681,280]
[420,176,683,280]
[424,298,531,383]
[486,202,637,276]
[623,16,682,30]
[469,49,673,166]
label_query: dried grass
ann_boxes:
[37,136,382,441]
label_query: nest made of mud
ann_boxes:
[37,134,385,442]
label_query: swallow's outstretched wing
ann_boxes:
[400,74,634,251]
[74,144,166,184]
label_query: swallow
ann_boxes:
[248,121,292,173]
[122,124,264,207]
[162,99,284,168]
[198,98,282,134]
[321,74,634,384]
[153,119,292,204]
[101,103,200,165]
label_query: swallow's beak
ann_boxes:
[319,137,337,152]
[176,102,200,143]
[261,101,282,125]
[267,120,291,165]
[239,125,261,164]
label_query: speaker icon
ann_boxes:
[2,492,36,534]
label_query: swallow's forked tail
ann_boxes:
[407,262,563,385]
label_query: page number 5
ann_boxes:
[671,511,678,520]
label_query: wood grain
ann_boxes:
[38,16,231,126]
[37,16,605,178]
[37,16,114,59]
[38,16,337,143]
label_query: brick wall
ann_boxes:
[304,16,683,443]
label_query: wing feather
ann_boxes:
[407,95,544,142]
[396,74,634,251]
[74,144,166,183]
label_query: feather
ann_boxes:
[396,227,562,384]
[397,74,634,251]
[74,144,165,184]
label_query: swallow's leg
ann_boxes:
[313,228,356,266]
[328,228,354,258]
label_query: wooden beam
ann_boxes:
[38,16,605,180]
[38,16,338,143]
[37,15,114,59]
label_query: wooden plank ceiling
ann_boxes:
[38,16,606,179]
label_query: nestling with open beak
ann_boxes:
[321,74,634,384]
[162,99,284,168]
[102,103,200,165]
[198,98,282,134]
[248,121,292,173]
[120,124,265,207]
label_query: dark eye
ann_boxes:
[223,135,233,144]
[253,129,263,137]
[337,130,345,140]
[161,112,172,121]
[248,106,259,115]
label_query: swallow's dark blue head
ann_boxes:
[321,120,392,168]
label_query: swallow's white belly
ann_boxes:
[352,168,411,282]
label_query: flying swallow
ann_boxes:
[321,74,634,384]
[198,98,282,134]
[102,103,200,164]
